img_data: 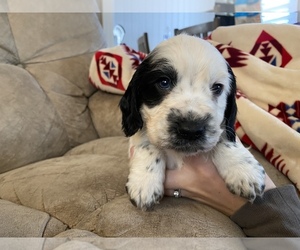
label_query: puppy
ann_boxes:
[119,34,265,211]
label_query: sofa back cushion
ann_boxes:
[0,13,107,173]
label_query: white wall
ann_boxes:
[115,12,214,50]
[100,0,216,49]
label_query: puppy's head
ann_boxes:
[120,34,236,154]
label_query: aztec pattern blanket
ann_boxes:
[89,23,300,192]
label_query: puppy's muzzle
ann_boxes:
[167,112,213,153]
[176,119,206,140]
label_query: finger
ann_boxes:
[164,188,175,197]
[164,169,182,189]
[164,188,187,198]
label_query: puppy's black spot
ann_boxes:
[240,189,244,197]
[227,184,236,195]
[130,198,137,207]
[248,194,255,200]
[153,191,163,202]
[146,165,153,172]
[143,192,164,211]
[253,182,265,193]
[224,142,236,148]
[245,158,254,165]
[142,144,150,150]
[156,158,161,164]
[144,203,155,211]
[170,108,181,116]
[125,179,129,193]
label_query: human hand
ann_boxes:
[164,154,276,216]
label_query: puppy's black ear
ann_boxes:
[224,64,237,142]
[119,72,143,137]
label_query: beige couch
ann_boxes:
[0,12,292,240]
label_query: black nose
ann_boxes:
[177,120,206,140]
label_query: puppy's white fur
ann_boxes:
[123,35,265,210]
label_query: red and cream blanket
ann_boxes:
[89,24,300,191]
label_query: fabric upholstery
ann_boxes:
[7,13,106,64]
[0,64,69,173]
[0,199,67,237]
[0,137,245,237]
[0,12,107,173]
[89,91,124,138]
[26,55,99,147]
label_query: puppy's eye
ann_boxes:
[211,83,224,96]
[157,77,171,89]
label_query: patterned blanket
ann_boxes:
[89,23,300,191]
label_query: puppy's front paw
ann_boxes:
[126,177,164,211]
[126,141,166,211]
[224,160,265,202]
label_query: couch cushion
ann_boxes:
[0,199,67,237]
[0,14,18,65]
[0,144,129,229]
[0,137,245,237]
[4,13,108,146]
[26,54,99,147]
[0,64,70,173]
[1,136,290,237]
[89,91,123,138]
[7,13,107,64]
[0,12,109,173]
[96,195,243,237]
[65,136,129,157]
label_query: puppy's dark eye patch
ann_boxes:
[211,83,224,96]
[138,57,178,108]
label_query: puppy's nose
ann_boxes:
[177,120,205,140]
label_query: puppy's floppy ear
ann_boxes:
[224,64,237,142]
[119,71,143,137]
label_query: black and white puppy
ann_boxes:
[119,34,265,211]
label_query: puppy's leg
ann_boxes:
[212,140,265,202]
[126,140,166,211]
